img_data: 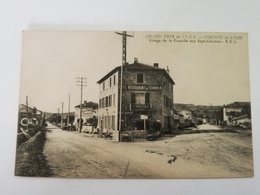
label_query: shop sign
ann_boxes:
[126,85,162,91]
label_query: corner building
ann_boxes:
[97,60,175,140]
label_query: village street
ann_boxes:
[43,122,254,179]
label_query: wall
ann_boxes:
[123,68,174,131]
[98,71,119,133]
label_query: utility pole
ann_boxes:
[57,107,60,125]
[115,31,134,65]
[67,93,70,125]
[115,31,134,138]
[76,77,87,133]
[26,96,29,131]
[61,102,64,125]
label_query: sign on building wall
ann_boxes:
[126,85,162,91]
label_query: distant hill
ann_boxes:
[174,103,223,111]
[174,102,250,120]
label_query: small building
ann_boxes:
[74,101,98,130]
[97,59,175,140]
[223,102,251,126]
[18,104,43,125]
[18,104,44,133]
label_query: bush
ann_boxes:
[16,126,41,148]
[15,130,52,176]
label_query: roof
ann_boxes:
[97,62,175,84]
[19,104,42,114]
[75,101,98,108]
[234,114,249,120]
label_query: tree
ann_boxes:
[87,116,98,128]
[241,105,251,118]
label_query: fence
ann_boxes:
[120,130,148,141]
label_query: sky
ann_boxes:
[19,31,251,113]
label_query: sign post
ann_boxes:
[140,115,148,130]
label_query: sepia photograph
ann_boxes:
[15,30,253,179]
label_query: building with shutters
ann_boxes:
[97,59,175,140]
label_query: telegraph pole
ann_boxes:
[67,93,70,125]
[115,31,134,136]
[57,107,60,125]
[77,77,87,133]
[115,31,134,65]
[26,96,29,131]
[61,102,64,125]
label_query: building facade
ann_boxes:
[223,102,251,126]
[74,101,98,129]
[97,60,175,140]
[18,104,43,127]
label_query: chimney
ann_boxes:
[153,63,159,67]
[134,57,138,63]
[166,66,170,74]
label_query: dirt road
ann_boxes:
[43,123,254,178]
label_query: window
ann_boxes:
[163,95,172,108]
[114,75,116,85]
[112,115,115,130]
[164,95,168,108]
[106,96,109,107]
[137,73,144,83]
[104,116,107,128]
[109,77,112,87]
[108,115,111,129]
[113,93,115,106]
[136,93,145,104]
[109,95,112,107]
[102,98,104,108]
[103,82,105,90]
[131,93,150,104]
[99,99,101,108]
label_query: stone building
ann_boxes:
[97,59,175,140]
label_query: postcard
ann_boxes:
[15,31,253,178]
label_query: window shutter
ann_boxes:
[145,93,150,104]
[131,93,135,104]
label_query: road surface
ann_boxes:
[43,123,254,178]
[197,123,223,130]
